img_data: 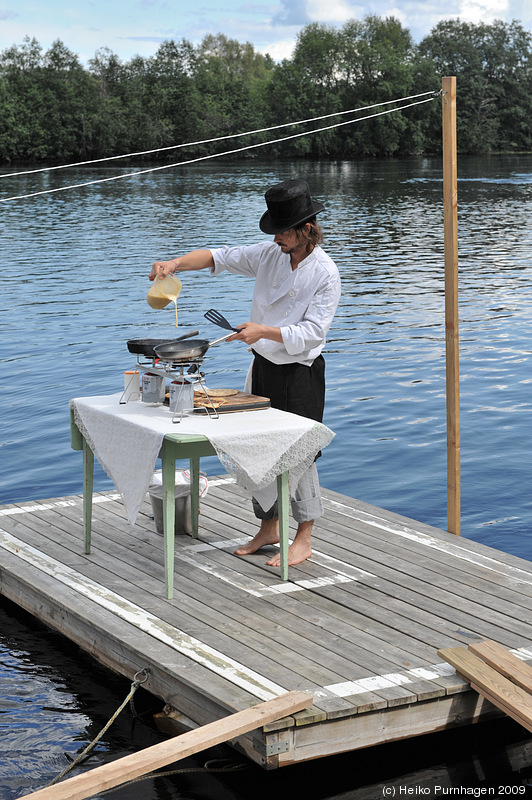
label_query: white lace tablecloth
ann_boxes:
[70,393,335,526]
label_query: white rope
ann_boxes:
[0,90,438,180]
[0,94,438,203]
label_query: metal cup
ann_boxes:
[123,370,140,401]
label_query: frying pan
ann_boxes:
[153,332,233,363]
[127,329,199,358]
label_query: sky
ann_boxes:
[0,0,530,65]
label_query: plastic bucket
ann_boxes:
[148,484,192,535]
[147,469,208,536]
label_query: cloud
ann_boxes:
[259,37,297,58]
[273,0,310,25]
[458,0,509,23]
[116,35,169,42]
[0,8,18,19]
[307,0,355,21]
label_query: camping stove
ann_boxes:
[122,355,221,421]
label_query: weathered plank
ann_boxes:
[19,691,313,800]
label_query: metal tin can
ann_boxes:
[169,378,194,413]
[141,372,165,404]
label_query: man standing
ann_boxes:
[150,178,341,566]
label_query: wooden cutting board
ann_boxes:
[193,390,271,414]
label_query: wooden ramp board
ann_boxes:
[20,691,312,800]
[439,641,532,732]
[2,482,532,768]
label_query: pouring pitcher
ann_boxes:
[147,274,182,309]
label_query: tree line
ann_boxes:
[1,15,531,165]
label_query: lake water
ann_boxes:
[1,154,532,797]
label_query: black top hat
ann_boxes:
[259,179,325,234]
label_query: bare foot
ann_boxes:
[234,518,279,556]
[267,520,313,567]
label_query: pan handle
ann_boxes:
[173,329,200,342]
[209,332,235,346]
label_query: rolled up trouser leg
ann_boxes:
[252,463,323,522]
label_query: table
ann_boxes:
[70,406,302,599]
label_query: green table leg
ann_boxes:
[82,437,94,555]
[161,444,176,599]
[190,457,200,538]
[277,471,290,581]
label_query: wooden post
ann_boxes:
[442,76,460,535]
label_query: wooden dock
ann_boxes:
[1,478,532,769]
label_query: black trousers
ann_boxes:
[250,351,326,519]
[251,350,325,423]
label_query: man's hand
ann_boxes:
[149,261,175,281]
[228,322,283,345]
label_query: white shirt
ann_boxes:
[210,241,341,367]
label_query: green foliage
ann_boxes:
[1,17,531,165]
[419,19,532,152]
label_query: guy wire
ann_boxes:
[0,91,440,203]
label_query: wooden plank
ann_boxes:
[197,544,452,698]
[469,681,532,733]
[315,503,532,603]
[1,500,412,721]
[340,691,388,714]
[69,497,414,689]
[0,547,314,768]
[316,498,532,608]
[438,646,532,732]
[319,487,532,594]
[306,520,532,649]
[469,639,532,693]
[0,529,304,703]
[10,488,520,688]
[19,691,312,800]
[320,484,532,580]
[312,569,531,651]
[198,490,462,664]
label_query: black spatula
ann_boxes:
[204,309,240,332]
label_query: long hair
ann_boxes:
[294,216,323,254]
